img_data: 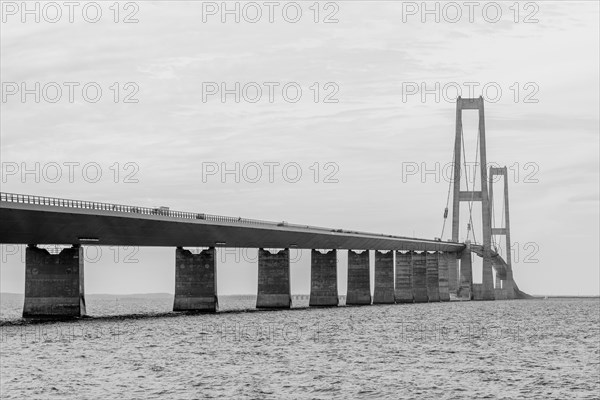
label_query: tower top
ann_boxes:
[456,96,484,109]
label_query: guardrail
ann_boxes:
[0,192,331,231]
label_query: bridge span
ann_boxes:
[0,193,463,252]
[0,97,528,318]
[0,192,469,317]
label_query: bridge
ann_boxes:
[0,97,529,318]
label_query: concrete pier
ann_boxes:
[458,250,473,299]
[426,252,440,302]
[494,288,507,300]
[174,247,217,312]
[447,256,459,294]
[23,245,86,318]
[373,250,394,304]
[309,249,338,307]
[394,251,413,303]
[412,252,428,303]
[438,252,451,302]
[257,248,291,308]
[473,282,497,300]
[496,276,510,298]
[504,273,515,300]
[477,252,496,301]
[346,250,371,305]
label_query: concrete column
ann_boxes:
[438,252,451,302]
[504,274,515,300]
[451,99,463,249]
[412,252,428,303]
[257,248,291,308]
[503,170,516,300]
[494,287,507,300]
[394,251,413,303]
[448,256,459,294]
[479,256,495,300]
[458,250,473,299]
[477,98,495,302]
[309,249,338,307]
[174,247,217,312]
[23,245,86,318]
[373,251,394,304]
[346,250,371,305]
[425,252,440,302]
[474,252,495,300]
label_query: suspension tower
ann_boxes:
[450,96,494,300]
[489,166,515,299]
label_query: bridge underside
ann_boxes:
[0,203,463,252]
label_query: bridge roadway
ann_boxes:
[0,193,464,252]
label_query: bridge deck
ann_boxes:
[0,193,465,252]
[470,244,508,278]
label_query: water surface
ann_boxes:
[1,296,598,399]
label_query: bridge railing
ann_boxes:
[0,192,333,232]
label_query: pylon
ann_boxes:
[489,166,515,299]
[451,96,494,300]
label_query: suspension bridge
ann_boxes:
[0,96,530,318]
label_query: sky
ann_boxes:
[1,0,598,296]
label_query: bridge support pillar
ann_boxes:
[309,250,338,307]
[373,251,394,304]
[426,252,440,302]
[494,274,507,299]
[174,247,217,312]
[412,252,428,303]
[394,251,413,303]
[448,256,459,294]
[257,248,291,308]
[438,252,451,302]
[494,287,507,300]
[504,272,515,300]
[346,250,371,305]
[458,250,472,299]
[474,252,495,301]
[23,245,86,318]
